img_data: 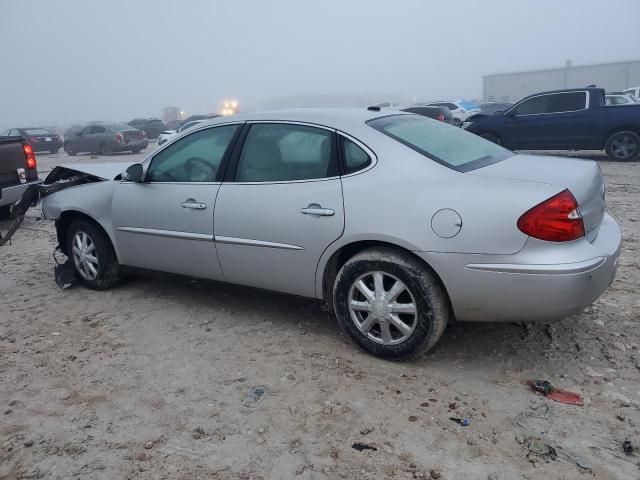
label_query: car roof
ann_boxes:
[198,108,409,131]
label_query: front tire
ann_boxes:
[100,142,112,156]
[66,219,122,290]
[131,148,142,154]
[64,142,76,156]
[49,148,60,154]
[605,131,639,162]
[333,247,449,359]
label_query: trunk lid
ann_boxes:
[472,153,605,242]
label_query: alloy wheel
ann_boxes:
[71,231,99,281]
[348,271,418,345]
[611,135,637,160]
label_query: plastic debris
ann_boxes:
[241,385,267,407]
[449,417,470,426]
[352,442,377,452]
[623,440,633,455]
[54,258,77,289]
[527,379,583,406]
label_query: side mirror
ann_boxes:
[123,163,144,182]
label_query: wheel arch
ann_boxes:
[56,210,118,260]
[318,238,452,313]
[603,126,640,147]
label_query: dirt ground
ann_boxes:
[1,147,639,479]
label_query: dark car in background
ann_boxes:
[1,127,62,154]
[127,118,166,139]
[401,106,457,125]
[63,123,148,156]
[478,102,512,115]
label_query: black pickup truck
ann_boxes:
[0,136,39,219]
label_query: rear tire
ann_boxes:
[65,219,123,290]
[333,247,449,359]
[49,148,60,154]
[0,206,11,220]
[131,148,142,154]
[605,131,640,162]
[479,132,501,145]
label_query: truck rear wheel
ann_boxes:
[605,131,640,162]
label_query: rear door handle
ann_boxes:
[181,199,207,210]
[301,205,335,216]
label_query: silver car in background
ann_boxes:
[63,123,148,156]
[41,108,621,359]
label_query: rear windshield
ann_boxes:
[24,128,53,135]
[367,114,514,172]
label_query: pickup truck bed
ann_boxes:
[0,136,39,219]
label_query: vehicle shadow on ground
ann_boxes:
[123,273,569,371]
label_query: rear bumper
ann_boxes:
[0,179,42,207]
[112,139,148,152]
[417,213,621,322]
[31,141,62,152]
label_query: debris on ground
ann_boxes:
[527,379,583,406]
[623,440,633,455]
[241,385,267,407]
[450,417,470,426]
[54,256,76,289]
[514,404,591,471]
[429,468,442,479]
[352,442,377,452]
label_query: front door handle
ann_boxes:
[181,198,207,210]
[301,204,335,216]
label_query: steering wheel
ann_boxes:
[185,157,216,182]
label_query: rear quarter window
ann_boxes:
[367,114,514,172]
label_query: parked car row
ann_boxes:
[63,123,148,156]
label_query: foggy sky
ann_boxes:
[1,0,639,129]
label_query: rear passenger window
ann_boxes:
[546,92,587,113]
[236,124,336,182]
[342,138,371,174]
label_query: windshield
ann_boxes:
[367,114,514,172]
[24,128,53,135]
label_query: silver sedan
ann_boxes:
[41,108,621,359]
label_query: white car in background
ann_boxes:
[157,120,205,146]
[422,100,481,126]
[606,93,639,106]
[623,87,640,98]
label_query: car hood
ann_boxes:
[55,162,134,181]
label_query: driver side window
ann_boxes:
[146,125,238,182]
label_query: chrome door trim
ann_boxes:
[117,226,213,241]
[214,235,304,250]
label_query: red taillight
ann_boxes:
[517,189,584,242]
[437,113,445,122]
[115,133,125,143]
[23,143,37,170]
